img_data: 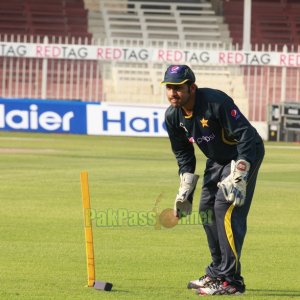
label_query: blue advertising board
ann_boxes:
[0,98,88,134]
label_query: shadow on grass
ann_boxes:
[91,288,131,294]
[106,289,130,293]
[248,289,300,297]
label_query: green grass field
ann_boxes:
[0,131,300,299]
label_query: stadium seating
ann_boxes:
[0,0,91,38]
[223,0,300,49]
[0,1,26,35]
[90,0,230,42]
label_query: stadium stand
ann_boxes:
[86,0,230,42]
[0,0,91,39]
[1,0,299,121]
[84,0,105,39]
[0,0,27,35]
[0,0,246,106]
[100,0,229,42]
[223,0,300,49]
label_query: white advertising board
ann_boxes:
[1,42,299,67]
[86,103,168,137]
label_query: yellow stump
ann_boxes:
[80,171,95,287]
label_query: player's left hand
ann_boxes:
[217,160,250,207]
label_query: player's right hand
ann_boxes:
[174,173,199,218]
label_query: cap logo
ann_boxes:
[170,66,180,73]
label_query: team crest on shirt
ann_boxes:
[231,109,241,120]
[200,117,209,128]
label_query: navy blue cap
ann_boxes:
[161,65,195,85]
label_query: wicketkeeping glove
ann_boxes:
[174,173,199,218]
[217,160,250,207]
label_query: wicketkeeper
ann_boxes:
[162,65,265,296]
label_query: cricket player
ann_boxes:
[162,65,264,296]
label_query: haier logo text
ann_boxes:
[0,99,87,134]
[0,104,74,131]
[102,111,165,133]
[87,104,168,137]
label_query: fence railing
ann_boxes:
[1,34,300,121]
